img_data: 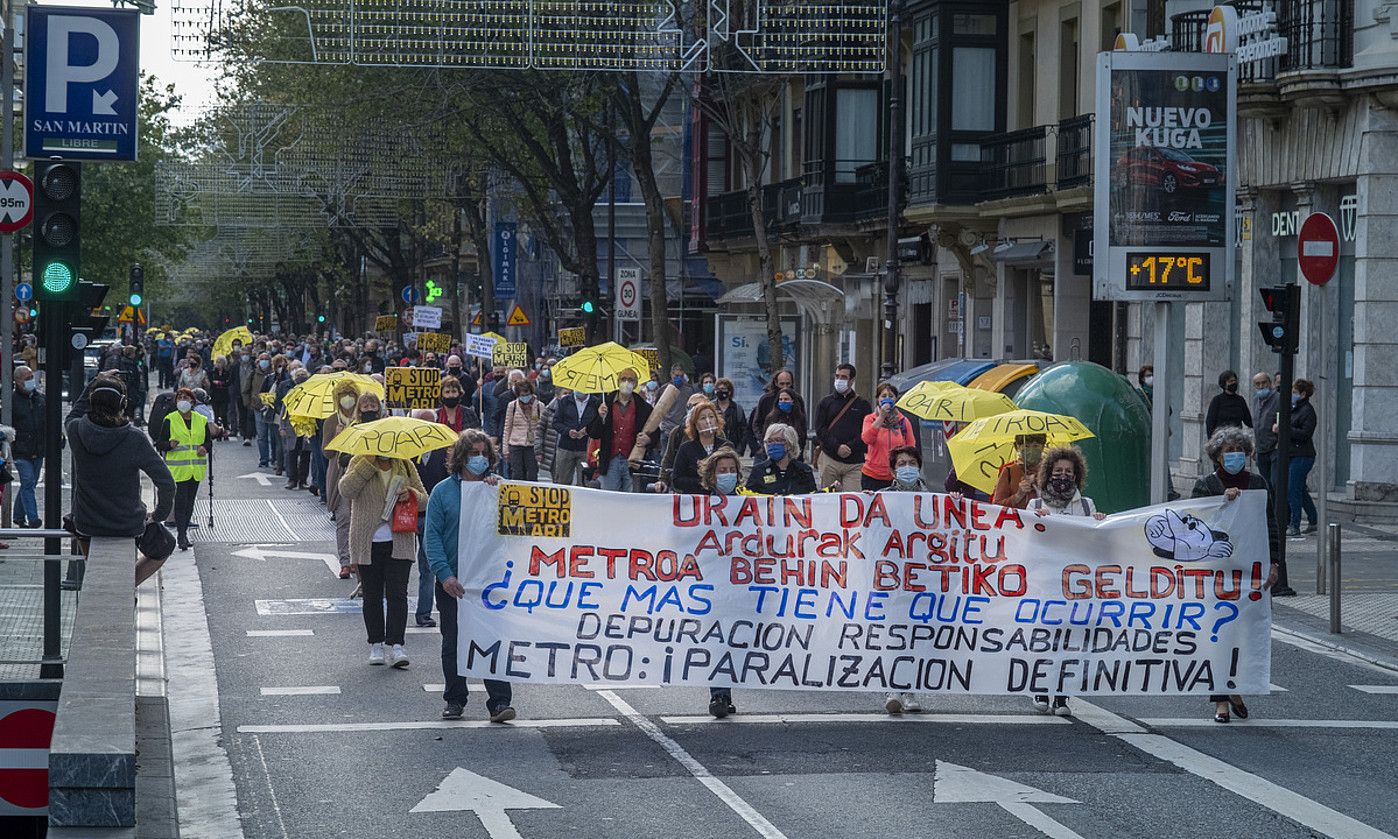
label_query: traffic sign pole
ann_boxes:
[1,12,15,443]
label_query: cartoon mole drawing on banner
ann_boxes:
[1144,509,1233,561]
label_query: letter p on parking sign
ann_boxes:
[25,7,141,161]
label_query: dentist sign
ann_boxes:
[25,7,141,161]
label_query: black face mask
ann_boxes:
[1224,382,1238,393]
[716,390,730,400]
[359,411,379,422]
[447,367,461,376]
[441,396,460,408]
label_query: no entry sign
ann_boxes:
[0,170,34,233]
[1297,212,1340,286]
[0,701,56,814]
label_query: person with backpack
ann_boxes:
[813,363,871,491]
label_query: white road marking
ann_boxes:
[260,686,342,696]
[1141,718,1398,730]
[1076,699,1396,839]
[597,689,788,839]
[252,735,290,839]
[162,558,246,838]
[1269,683,1289,692]
[238,718,622,734]
[1351,685,1398,695]
[584,684,659,690]
[422,683,486,692]
[265,498,296,538]
[661,712,1071,726]
[935,761,1084,839]
[246,630,314,637]
[411,767,560,839]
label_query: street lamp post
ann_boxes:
[881,0,904,380]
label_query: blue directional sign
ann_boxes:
[401,285,421,304]
[493,222,517,298]
[14,282,32,302]
[25,7,141,161]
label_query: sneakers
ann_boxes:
[441,703,465,720]
[884,692,920,714]
[389,645,410,668]
[488,705,517,723]
[1285,526,1301,538]
[415,616,437,628]
[1032,695,1051,714]
[708,692,736,719]
[368,643,385,665]
[1302,522,1318,534]
[1052,696,1072,717]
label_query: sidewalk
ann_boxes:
[1271,523,1398,669]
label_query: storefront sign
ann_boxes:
[1203,6,1287,65]
[454,485,1273,694]
[1094,51,1236,301]
[1073,228,1094,276]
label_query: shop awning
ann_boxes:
[716,279,845,325]
[992,240,1055,265]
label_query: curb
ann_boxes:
[1271,621,1398,674]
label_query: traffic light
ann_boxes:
[580,298,596,314]
[317,314,326,323]
[129,263,145,307]
[1258,284,1300,354]
[33,162,81,301]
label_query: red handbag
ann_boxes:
[391,492,419,533]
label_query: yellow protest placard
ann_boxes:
[634,348,661,375]
[492,341,530,369]
[559,326,585,347]
[416,332,452,354]
[374,315,398,334]
[384,367,442,410]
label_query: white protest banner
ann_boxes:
[455,485,1271,695]
[412,305,443,330]
[464,334,497,360]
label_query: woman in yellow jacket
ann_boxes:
[338,450,428,668]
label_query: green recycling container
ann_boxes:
[1013,361,1151,513]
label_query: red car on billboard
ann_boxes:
[1113,145,1222,195]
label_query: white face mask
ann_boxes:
[833,378,850,394]
[1143,375,1155,388]
[619,381,636,396]
[339,396,356,410]
[177,400,193,413]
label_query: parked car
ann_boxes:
[1113,145,1222,195]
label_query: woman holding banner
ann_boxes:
[700,446,746,718]
[882,445,931,715]
[424,429,517,723]
[1025,445,1108,718]
[1192,427,1280,724]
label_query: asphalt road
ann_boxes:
[162,440,1398,839]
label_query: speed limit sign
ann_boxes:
[615,267,641,321]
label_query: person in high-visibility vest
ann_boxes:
[152,387,213,551]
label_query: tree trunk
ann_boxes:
[743,103,783,373]
[624,73,675,376]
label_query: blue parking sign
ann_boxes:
[25,7,141,161]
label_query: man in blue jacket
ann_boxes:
[423,428,516,723]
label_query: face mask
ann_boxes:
[716,389,730,400]
[1224,382,1238,393]
[258,359,270,370]
[778,401,793,413]
[895,465,920,485]
[766,442,787,462]
[673,375,685,387]
[879,398,896,411]
[359,410,379,422]
[716,473,739,495]
[702,382,715,395]
[176,400,193,413]
[363,363,373,372]
[442,396,460,408]
[340,396,357,410]
[21,379,35,393]
[1143,375,1154,388]
[466,454,490,476]
[1222,451,1247,475]
[619,381,636,396]
[1049,474,1076,495]
[833,378,850,394]
[646,381,658,392]
[1292,393,1301,406]
[541,369,552,380]
[447,367,461,375]
[241,354,251,362]
[1254,388,1272,399]
[519,394,533,404]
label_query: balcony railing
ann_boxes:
[703,177,805,241]
[1055,115,1093,190]
[1170,0,1353,82]
[980,126,1050,200]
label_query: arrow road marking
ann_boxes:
[237,472,276,486]
[411,768,559,839]
[934,761,1084,839]
[231,544,340,577]
[92,89,118,116]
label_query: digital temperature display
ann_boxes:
[1125,253,1211,291]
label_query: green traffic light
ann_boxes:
[41,262,75,294]
[129,293,143,307]
[317,314,326,323]
[581,301,595,313]
[28,308,37,317]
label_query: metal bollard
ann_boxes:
[1317,523,1327,595]
[1328,523,1341,635]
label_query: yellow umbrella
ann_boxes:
[283,372,384,419]
[550,341,651,394]
[325,416,457,459]
[212,326,254,360]
[946,409,1095,495]
[897,381,1016,423]
[480,331,507,343]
